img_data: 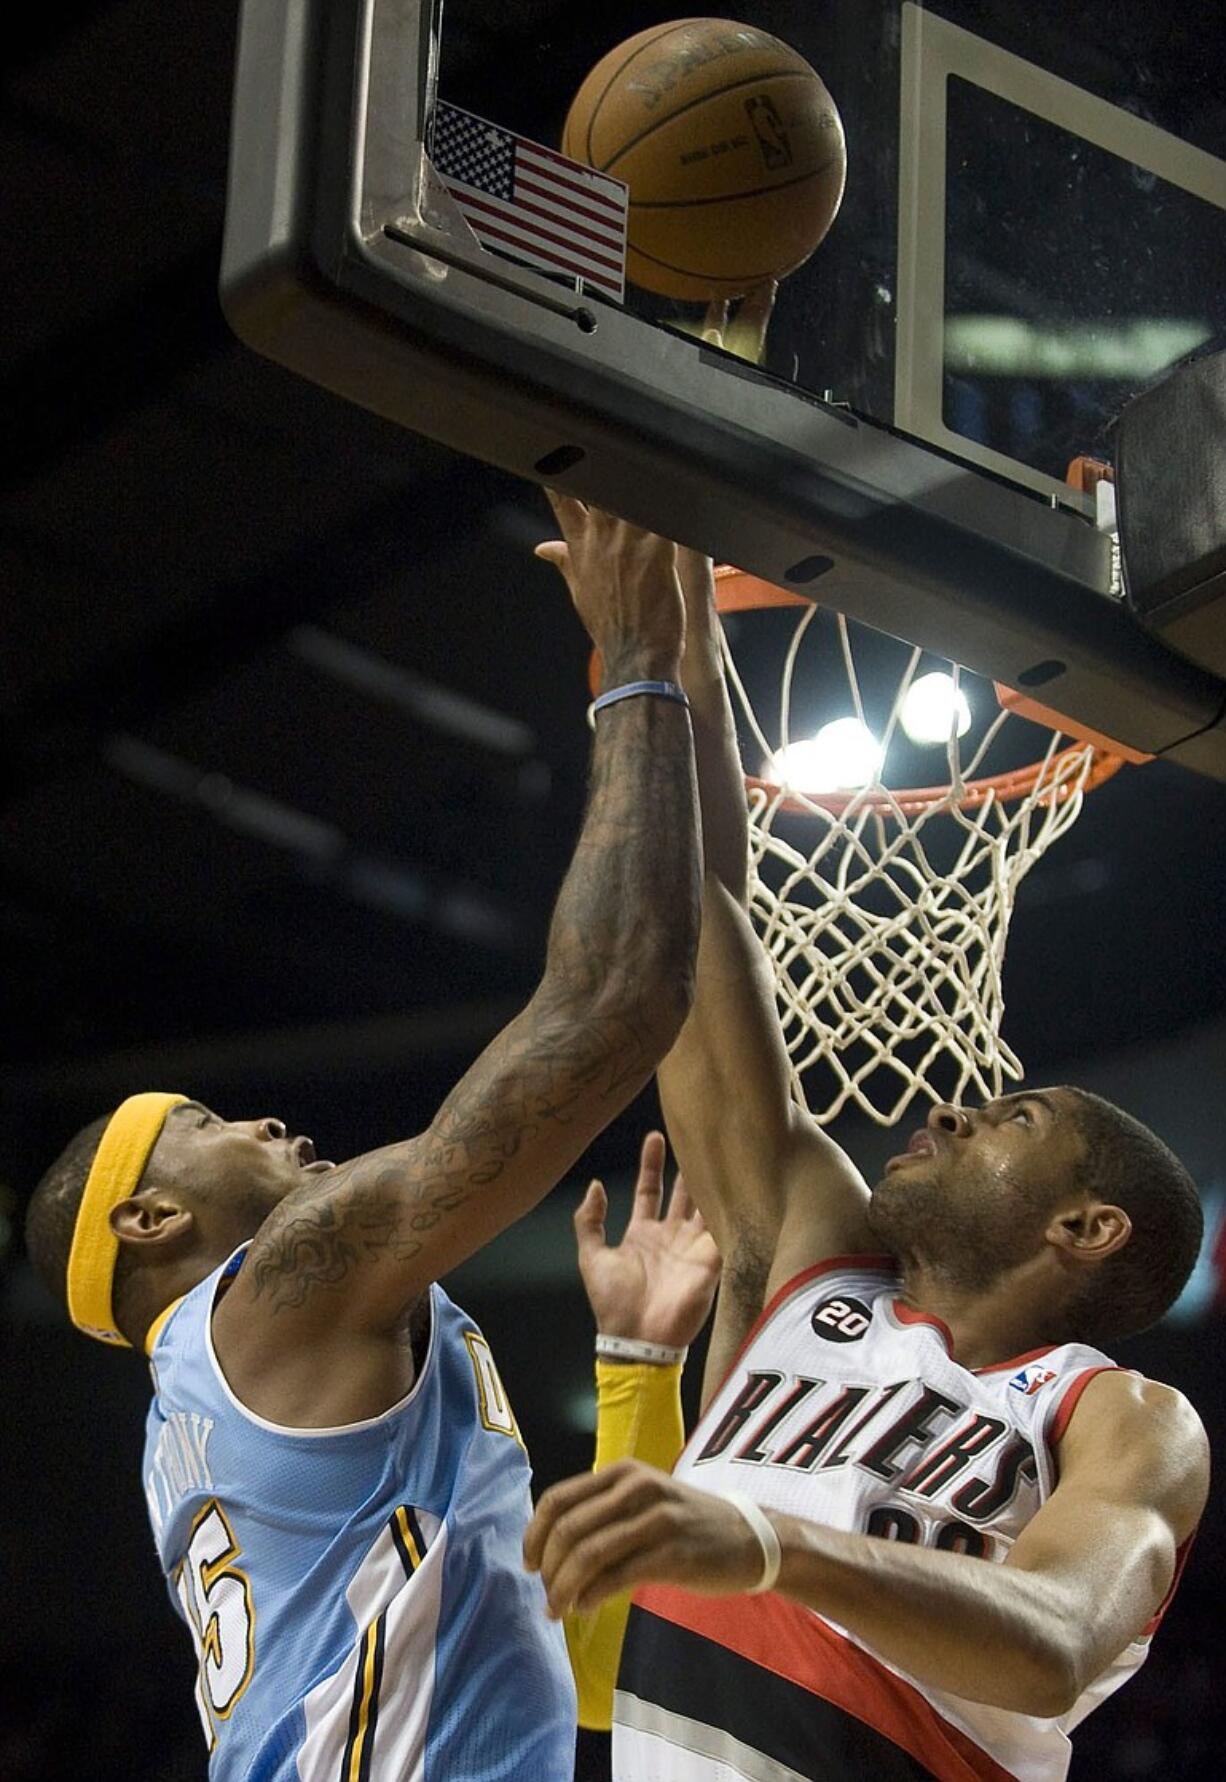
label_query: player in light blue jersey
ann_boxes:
[24,498,702,1782]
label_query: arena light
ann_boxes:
[899,672,973,746]
[768,718,884,794]
[943,316,1212,379]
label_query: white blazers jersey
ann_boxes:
[613,1255,1190,1782]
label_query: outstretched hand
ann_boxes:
[525,1458,766,1617]
[575,1130,721,1350]
[534,493,684,682]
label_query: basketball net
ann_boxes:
[714,558,1138,1127]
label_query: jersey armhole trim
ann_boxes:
[974,1340,1060,1376]
[1142,1529,1197,1638]
[202,1279,439,1439]
[144,1293,187,1358]
[711,1254,896,1400]
[888,1299,955,1353]
[1045,1363,1122,1465]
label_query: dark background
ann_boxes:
[2,2,1224,1778]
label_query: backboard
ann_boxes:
[221,0,1226,776]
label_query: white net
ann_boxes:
[720,598,1117,1126]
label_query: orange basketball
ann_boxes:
[562,18,846,302]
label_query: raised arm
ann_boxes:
[215,501,700,1388]
[527,1370,1209,1716]
[563,1131,721,1731]
[659,548,875,1401]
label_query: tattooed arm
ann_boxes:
[212,501,700,1423]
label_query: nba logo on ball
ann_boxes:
[1009,1364,1058,1396]
[811,1296,872,1342]
[745,95,792,170]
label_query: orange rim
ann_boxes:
[712,566,1133,816]
[744,747,1126,818]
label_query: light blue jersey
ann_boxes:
[141,1247,576,1781]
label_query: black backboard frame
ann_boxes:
[221,0,1226,777]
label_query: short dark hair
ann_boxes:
[1063,1088,1203,1343]
[24,1114,137,1320]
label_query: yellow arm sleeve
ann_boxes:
[564,1359,685,1732]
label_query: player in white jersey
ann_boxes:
[525,541,1211,1782]
[22,500,703,1782]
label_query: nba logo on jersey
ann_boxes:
[1009,1363,1058,1396]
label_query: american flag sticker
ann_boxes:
[429,101,629,300]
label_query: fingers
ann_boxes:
[573,1178,608,1259]
[728,278,778,366]
[700,284,775,361]
[538,500,674,582]
[524,1462,621,1571]
[536,497,685,663]
[543,488,588,526]
[533,540,571,577]
[665,1171,698,1226]
[526,1461,675,1616]
[702,298,730,345]
[545,1507,670,1617]
[741,277,778,329]
[629,1130,667,1225]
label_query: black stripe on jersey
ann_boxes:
[341,1614,387,1782]
[619,1607,939,1782]
[358,1615,386,1782]
[389,1505,429,1577]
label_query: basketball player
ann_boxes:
[525,543,1211,1782]
[22,497,702,1782]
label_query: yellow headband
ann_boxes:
[66,1092,188,1347]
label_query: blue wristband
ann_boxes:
[587,680,690,728]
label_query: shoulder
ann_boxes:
[1064,1368,1204,1441]
[1055,1369,1209,1538]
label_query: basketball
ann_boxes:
[562,18,846,302]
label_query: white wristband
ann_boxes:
[595,1334,688,1367]
[720,1490,783,1594]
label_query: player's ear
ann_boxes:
[110,1193,195,1250]
[1046,1201,1131,1267]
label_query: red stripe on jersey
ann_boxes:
[632,1585,1017,1782]
[891,1299,956,1353]
[1046,1364,1120,1450]
[974,1342,1059,1376]
[881,1303,1062,1377]
[1142,1531,1196,1638]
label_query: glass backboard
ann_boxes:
[221,0,1226,776]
